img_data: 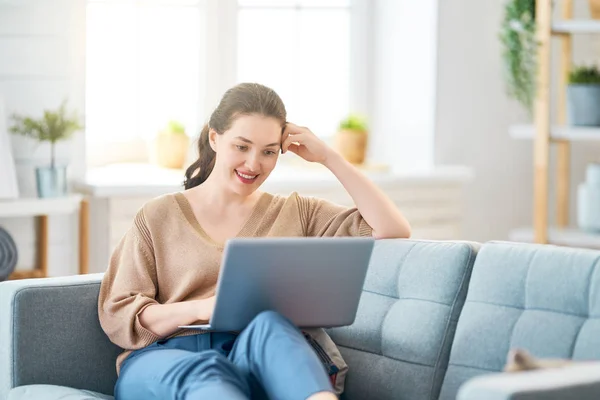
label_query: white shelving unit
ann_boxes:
[509,2,600,250]
[552,20,600,34]
[0,195,83,218]
[509,124,600,141]
[508,122,600,249]
[0,195,89,279]
[509,227,600,250]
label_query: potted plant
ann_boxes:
[9,101,82,198]
[153,120,190,169]
[590,0,600,19]
[499,0,537,115]
[335,113,368,165]
[567,65,600,126]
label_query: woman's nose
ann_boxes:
[245,153,260,171]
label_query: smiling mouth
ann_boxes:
[235,170,259,182]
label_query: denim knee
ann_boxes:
[249,310,291,330]
[199,349,230,366]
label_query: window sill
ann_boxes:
[74,162,473,198]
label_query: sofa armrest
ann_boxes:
[0,274,122,399]
[457,363,600,400]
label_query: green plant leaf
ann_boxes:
[339,113,368,132]
[499,0,537,115]
[569,65,600,84]
[166,120,186,134]
[9,100,83,165]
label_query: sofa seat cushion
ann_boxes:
[8,385,113,400]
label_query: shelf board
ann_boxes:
[509,227,600,250]
[8,269,45,280]
[553,20,600,34]
[509,124,600,141]
[0,194,82,218]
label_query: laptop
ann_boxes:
[178,236,375,332]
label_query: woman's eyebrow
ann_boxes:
[235,136,280,147]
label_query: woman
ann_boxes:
[98,83,411,400]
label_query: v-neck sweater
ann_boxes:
[98,191,372,374]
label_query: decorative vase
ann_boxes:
[0,226,18,281]
[335,130,368,165]
[577,163,600,232]
[590,0,600,19]
[35,165,68,198]
[153,133,190,169]
[567,84,600,126]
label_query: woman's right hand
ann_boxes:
[196,295,216,322]
[140,296,217,338]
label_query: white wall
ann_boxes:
[0,0,86,276]
[435,0,600,242]
[370,0,437,172]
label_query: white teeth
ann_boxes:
[236,171,257,180]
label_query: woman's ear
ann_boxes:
[208,129,218,152]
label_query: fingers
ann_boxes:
[286,143,301,155]
[281,124,290,152]
[282,129,304,153]
[281,123,313,153]
[282,135,296,154]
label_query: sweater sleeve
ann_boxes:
[98,209,161,350]
[296,194,373,237]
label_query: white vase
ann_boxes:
[0,96,19,199]
[585,163,600,186]
[577,163,600,232]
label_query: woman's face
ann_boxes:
[210,114,282,196]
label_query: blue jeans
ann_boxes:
[114,311,334,400]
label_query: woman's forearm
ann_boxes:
[138,298,212,338]
[323,151,411,239]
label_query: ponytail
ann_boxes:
[183,124,216,189]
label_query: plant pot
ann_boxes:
[335,129,367,165]
[590,0,600,19]
[153,133,190,169]
[35,165,68,198]
[567,84,600,126]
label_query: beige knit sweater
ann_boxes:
[98,191,372,374]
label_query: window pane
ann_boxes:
[296,9,350,135]
[86,2,201,145]
[136,5,201,139]
[237,9,296,119]
[86,3,137,143]
[237,8,349,137]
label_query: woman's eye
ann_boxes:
[236,145,248,151]
[264,150,277,156]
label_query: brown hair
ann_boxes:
[183,83,287,189]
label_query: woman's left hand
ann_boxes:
[281,122,335,164]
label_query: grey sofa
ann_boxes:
[2,239,600,400]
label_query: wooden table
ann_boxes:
[0,195,89,279]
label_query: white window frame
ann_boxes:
[85,0,437,171]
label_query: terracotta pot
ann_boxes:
[335,129,368,164]
[154,133,190,169]
[590,0,600,19]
